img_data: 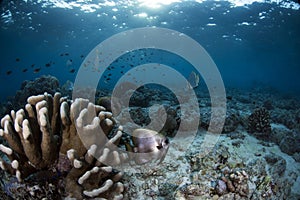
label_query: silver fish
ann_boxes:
[130,128,170,165]
[187,71,200,89]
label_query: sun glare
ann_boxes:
[138,0,181,9]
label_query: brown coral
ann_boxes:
[248,108,271,136]
[0,92,126,199]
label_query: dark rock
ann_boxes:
[158,183,177,197]
[228,132,246,140]
[263,100,274,110]
[279,134,300,155]
[6,75,60,111]
[292,153,300,162]
[264,153,281,164]
[223,113,240,133]
[269,126,292,145]
[272,158,286,176]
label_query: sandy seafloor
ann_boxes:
[120,88,300,200]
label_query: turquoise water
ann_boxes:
[0,0,299,101]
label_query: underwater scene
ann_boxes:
[0,0,300,199]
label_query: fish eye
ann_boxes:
[157,145,163,150]
[164,138,169,145]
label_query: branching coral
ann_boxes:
[0,92,127,199]
[248,108,271,136]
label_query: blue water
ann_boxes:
[0,0,300,101]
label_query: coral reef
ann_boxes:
[0,92,126,199]
[248,108,271,136]
[215,170,249,197]
[6,75,60,112]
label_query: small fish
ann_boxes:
[31,64,35,68]
[60,53,64,56]
[108,73,112,76]
[69,69,75,73]
[15,58,20,62]
[65,53,69,56]
[6,70,12,75]
[64,80,74,91]
[187,71,200,89]
[34,68,41,73]
[126,129,170,165]
[22,68,28,72]
[66,59,73,66]
[106,78,111,81]
[45,63,51,67]
[80,55,84,58]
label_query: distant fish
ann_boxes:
[15,58,20,62]
[31,64,35,68]
[22,68,28,72]
[66,59,72,67]
[65,53,69,56]
[64,80,74,91]
[34,68,41,73]
[69,68,75,73]
[45,63,51,67]
[187,71,200,89]
[80,55,84,58]
[6,70,12,75]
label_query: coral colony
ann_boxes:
[0,92,125,199]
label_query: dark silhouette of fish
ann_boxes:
[15,58,20,62]
[31,64,35,68]
[22,69,28,72]
[45,63,51,67]
[69,69,75,73]
[6,70,12,75]
[34,68,41,73]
